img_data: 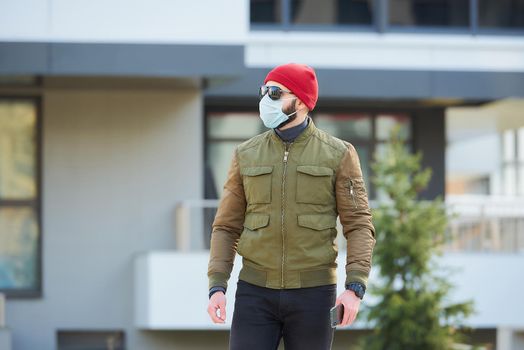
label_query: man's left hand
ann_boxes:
[335,289,361,327]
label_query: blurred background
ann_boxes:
[0,0,523,349]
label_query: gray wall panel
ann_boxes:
[0,42,244,77]
[433,71,524,99]
[316,70,433,99]
[205,68,524,100]
[0,42,48,74]
[49,43,245,77]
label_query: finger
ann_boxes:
[215,307,225,323]
[208,304,225,323]
[207,304,219,323]
[341,303,350,326]
[219,301,227,321]
[347,308,357,325]
[349,302,360,325]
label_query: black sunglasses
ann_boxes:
[259,85,293,101]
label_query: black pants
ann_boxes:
[229,279,337,350]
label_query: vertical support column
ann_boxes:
[282,0,291,30]
[470,0,479,35]
[375,0,388,33]
[497,327,514,350]
[175,203,191,252]
[412,108,446,200]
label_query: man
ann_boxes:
[206,63,376,350]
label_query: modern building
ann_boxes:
[1,0,523,349]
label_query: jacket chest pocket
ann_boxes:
[296,165,334,204]
[240,166,273,204]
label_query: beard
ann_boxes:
[276,98,298,129]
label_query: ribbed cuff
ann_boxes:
[209,286,226,299]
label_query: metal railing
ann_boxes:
[175,195,524,254]
[175,199,219,252]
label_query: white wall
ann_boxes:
[247,32,524,72]
[136,252,524,330]
[5,83,203,350]
[0,0,248,44]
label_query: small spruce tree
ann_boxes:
[362,125,474,350]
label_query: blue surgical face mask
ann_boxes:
[258,94,298,129]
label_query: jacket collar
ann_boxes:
[270,115,316,145]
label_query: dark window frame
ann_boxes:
[0,94,43,299]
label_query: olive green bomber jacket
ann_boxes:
[207,119,376,291]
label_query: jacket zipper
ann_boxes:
[281,142,291,288]
[349,178,358,209]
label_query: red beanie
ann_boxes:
[264,63,319,111]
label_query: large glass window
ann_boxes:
[0,98,41,296]
[251,0,282,24]
[478,0,524,28]
[315,112,412,198]
[251,0,524,32]
[389,0,469,27]
[206,112,265,199]
[291,0,373,25]
[314,113,373,182]
[205,109,412,200]
[250,0,374,26]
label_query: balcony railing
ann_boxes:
[175,195,524,254]
[446,195,524,253]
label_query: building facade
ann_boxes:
[1,0,524,349]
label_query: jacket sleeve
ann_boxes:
[335,143,376,289]
[207,147,247,291]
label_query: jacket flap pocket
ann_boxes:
[298,214,337,231]
[244,213,270,230]
[241,166,273,176]
[297,165,333,177]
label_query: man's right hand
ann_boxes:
[207,291,227,323]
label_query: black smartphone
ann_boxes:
[330,303,344,328]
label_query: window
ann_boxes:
[0,98,41,297]
[314,113,373,182]
[502,128,524,196]
[291,0,373,25]
[0,76,39,86]
[251,0,524,33]
[250,0,375,27]
[389,0,469,27]
[314,112,412,198]
[251,0,282,24]
[478,0,524,28]
[57,330,125,350]
[205,108,412,200]
[205,112,265,199]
